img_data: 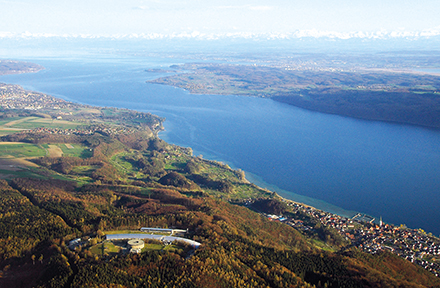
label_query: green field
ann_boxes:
[143,243,164,251]
[90,242,122,256]
[101,109,120,117]
[0,118,22,125]
[110,152,136,174]
[0,143,92,159]
[0,143,47,158]
[164,154,188,170]
[58,144,93,158]
[70,165,99,176]
[0,142,96,181]
[0,168,45,179]
[0,116,84,131]
[0,129,25,136]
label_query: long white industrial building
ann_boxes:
[105,233,201,248]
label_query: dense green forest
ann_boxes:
[273,88,440,128]
[0,76,440,286]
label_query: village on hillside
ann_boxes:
[256,199,440,277]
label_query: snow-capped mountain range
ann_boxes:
[1,29,440,40]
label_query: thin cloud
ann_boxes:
[0,0,27,4]
[132,0,189,11]
[132,6,148,10]
[216,5,275,11]
[249,6,274,11]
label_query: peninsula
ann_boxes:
[149,60,440,129]
[0,60,43,75]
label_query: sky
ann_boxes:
[1,0,440,37]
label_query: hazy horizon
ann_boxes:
[1,0,440,40]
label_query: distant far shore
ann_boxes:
[0,59,44,75]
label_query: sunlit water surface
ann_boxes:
[1,55,440,235]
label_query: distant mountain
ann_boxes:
[2,32,440,56]
[2,29,440,40]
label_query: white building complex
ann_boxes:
[140,227,187,236]
[105,233,201,249]
[127,239,145,253]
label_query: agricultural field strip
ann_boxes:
[0,142,88,168]
[0,115,94,164]
[3,117,39,127]
[0,116,83,130]
[0,142,46,158]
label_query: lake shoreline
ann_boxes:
[151,80,440,131]
[1,56,439,235]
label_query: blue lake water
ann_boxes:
[1,55,440,235]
